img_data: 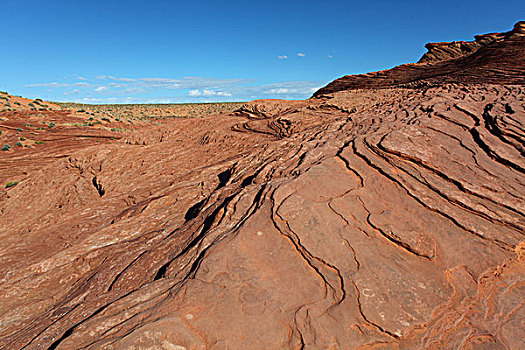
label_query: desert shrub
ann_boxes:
[35,141,45,144]
[48,122,55,128]
[17,128,23,132]
[14,141,22,147]
[2,144,11,151]
[5,181,18,188]
[19,137,25,141]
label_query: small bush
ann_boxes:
[35,141,45,144]
[17,128,23,132]
[48,122,55,128]
[15,141,22,147]
[2,144,11,151]
[5,181,18,189]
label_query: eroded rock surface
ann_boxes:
[0,24,524,349]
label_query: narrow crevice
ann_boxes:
[454,104,524,173]
[215,168,233,191]
[351,141,512,251]
[154,195,234,281]
[45,289,136,350]
[184,199,206,221]
[350,280,399,339]
[375,140,525,227]
[107,251,147,292]
[482,103,525,155]
[92,176,105,197]
[365,212,433,260]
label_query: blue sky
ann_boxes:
[0,1,522,104]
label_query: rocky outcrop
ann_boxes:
[0,24,524,349]
[419,21,524,63]
[314,21,525,96]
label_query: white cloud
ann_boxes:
[278,55,288,59]
[189,89,232,97]
[328,55,334,58]
[77,76,87,81]
[26,82,63,87]
[26,82,92,88]
[26,75,328,102]
[297,53,305,57]
[264,84,321,96]
[267,88,290,94]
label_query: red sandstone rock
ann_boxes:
[314,21,525,96]
[0,23,524,349]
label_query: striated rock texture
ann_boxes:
[417,31,508,63]
[314,21,525,96]
[1,24,524,349]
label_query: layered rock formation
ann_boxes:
[314,21,525,95]
[0,23,524,349]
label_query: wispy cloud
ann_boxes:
[297,53,305,57]
[26,82,92,88]
[278,55,288,59]
[26,75,326,103]
[189,89,232,97]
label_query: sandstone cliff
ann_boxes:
[314,21,525,96]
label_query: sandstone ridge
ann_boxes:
[314,21,525,96]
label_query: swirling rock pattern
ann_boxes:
[0,24,524,349]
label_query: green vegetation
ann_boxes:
[5,181,19,189]
[2,144,11,151]
[14,141,22,147]
[55,101,245,125]
[35,141,45,144]
[16,128,23,132]
[48,122,55,128]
